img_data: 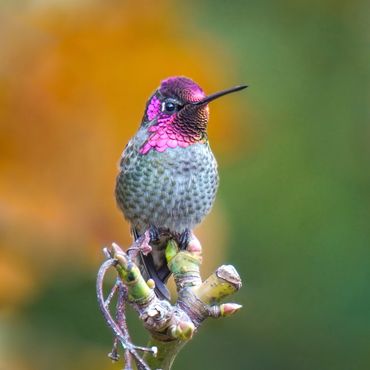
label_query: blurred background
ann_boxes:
[0,0,369,369]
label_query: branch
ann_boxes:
[97,232,243,369]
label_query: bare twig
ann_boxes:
[116,281,132,369]
[96,258,156,370]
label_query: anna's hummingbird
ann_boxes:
[115,76,247,300]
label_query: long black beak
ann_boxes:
[192,84,248,106]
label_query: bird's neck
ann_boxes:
[139,121,207,155]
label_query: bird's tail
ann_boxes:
[133,228,172,301]
[139,252,171,301]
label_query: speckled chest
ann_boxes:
[115,128,219,234]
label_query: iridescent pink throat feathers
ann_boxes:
[139,96,205,154]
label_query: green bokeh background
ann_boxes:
[187,1,370,368]
[2,0,369,369]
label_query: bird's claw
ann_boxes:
[179,228,191,250]
[127,231,152,258]
[148,225,160,244]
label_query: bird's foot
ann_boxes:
[148,225,160,244]
[127,231,152,258]
[178,229,192,250]
[186,233,202,254]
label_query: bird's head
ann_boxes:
[140,76,247,154]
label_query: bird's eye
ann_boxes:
[162,100,180,114]
[165,102,175,111]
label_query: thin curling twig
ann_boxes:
[104,280,119,307]
[96,258,155,370]
[115,281,132,369]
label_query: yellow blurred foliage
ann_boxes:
[0,249,37,311]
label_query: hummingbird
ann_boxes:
[115,76,247,300]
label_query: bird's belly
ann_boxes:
[116,144,219,234]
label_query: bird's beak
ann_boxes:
[191,84,248,106]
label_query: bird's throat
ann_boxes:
[139,120,206,155]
